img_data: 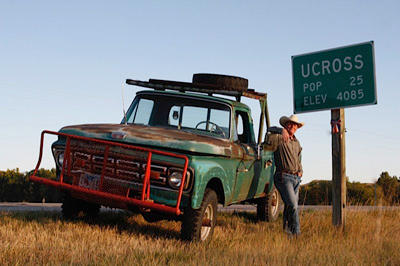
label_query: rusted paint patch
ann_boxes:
[61,124,244,158]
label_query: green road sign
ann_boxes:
[292,41,377,113]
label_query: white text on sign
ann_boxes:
[301,55,364,78]
[304,94,327,106]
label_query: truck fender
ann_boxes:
[190,165,229,209]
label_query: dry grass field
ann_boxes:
[0,208,399,265]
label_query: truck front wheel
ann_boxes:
[181,188,217,242]
[257,186,280,222]
[61,193,100,220]
[61,193,81,220]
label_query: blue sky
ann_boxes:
[1,1,399,184]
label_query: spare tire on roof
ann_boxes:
[192,73,248,92]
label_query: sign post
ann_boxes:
[291,41,376,229]
[331,108,346,228]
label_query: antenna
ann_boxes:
[122,83,127,125]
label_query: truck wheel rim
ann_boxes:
[271,190,279,217]
[201,204,213,241]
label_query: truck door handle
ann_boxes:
[237,166,248,173]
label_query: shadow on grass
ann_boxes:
[224,211,259,223]
[3,210,182,241]
[3,209,286,241]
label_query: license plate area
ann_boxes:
[79,173,100,190]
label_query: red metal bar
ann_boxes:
[40,130,188,159]
[146,180,150,200]
[174,157,189,214]
[66,138,73,176]
[32,131,46,177]
[30,175,180,215]
[99,145,110,191]
[59,137,71,184]
[141,152,152,201]
[30,130,189,216]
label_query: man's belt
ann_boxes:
[281,170,300,176]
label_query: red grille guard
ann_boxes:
[30,130,189,216]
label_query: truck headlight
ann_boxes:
[167,169,192,190]
[57,152,64,167]
[168,171,182,189]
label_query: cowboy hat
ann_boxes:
[279,114,304,128]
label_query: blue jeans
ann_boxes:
[274,172,301,235]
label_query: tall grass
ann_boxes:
[0,208,399,265]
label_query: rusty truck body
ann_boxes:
[30,74,280,241]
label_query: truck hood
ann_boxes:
[59,124,239,157]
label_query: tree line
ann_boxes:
[299,172,400,205]
[0,168,61,202]
[0,168,399,205]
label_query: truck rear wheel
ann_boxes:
[192,73,248,92]
[181,188,217,242]
[257,186,280,222]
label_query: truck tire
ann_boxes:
[257,186,280,222]
[81,201,100,218]
[61,193,81,220]
[62,193,100,220]
[181,188,217,242]
[192,73,248,92]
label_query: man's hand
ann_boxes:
[282,128,289,142]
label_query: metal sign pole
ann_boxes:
[331,108,346,229]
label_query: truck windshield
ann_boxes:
[123,93,231,139]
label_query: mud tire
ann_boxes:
[257,186,280,222]
[192,73,248,92]
[61,194,81,220]
[181,188,217,242]
[81,201,100,218]
[61,193,100,220]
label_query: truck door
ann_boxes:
[231,110,257,202]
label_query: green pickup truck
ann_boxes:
[31,73,281,242]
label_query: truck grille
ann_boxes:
[53,139,192,197]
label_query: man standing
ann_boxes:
[273,114,304,236]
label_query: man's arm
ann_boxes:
[298,148,303,177]
[268,126,289,142]
[282,128,289,142]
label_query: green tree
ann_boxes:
[377,171,399,204]
[25,168,60,202]
[299,180,332,205]
[300,179,377,205]
[0,168,61,202]
[0,168,26,201]
[347,182,375,205]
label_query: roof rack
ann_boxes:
[126,78,266,102]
